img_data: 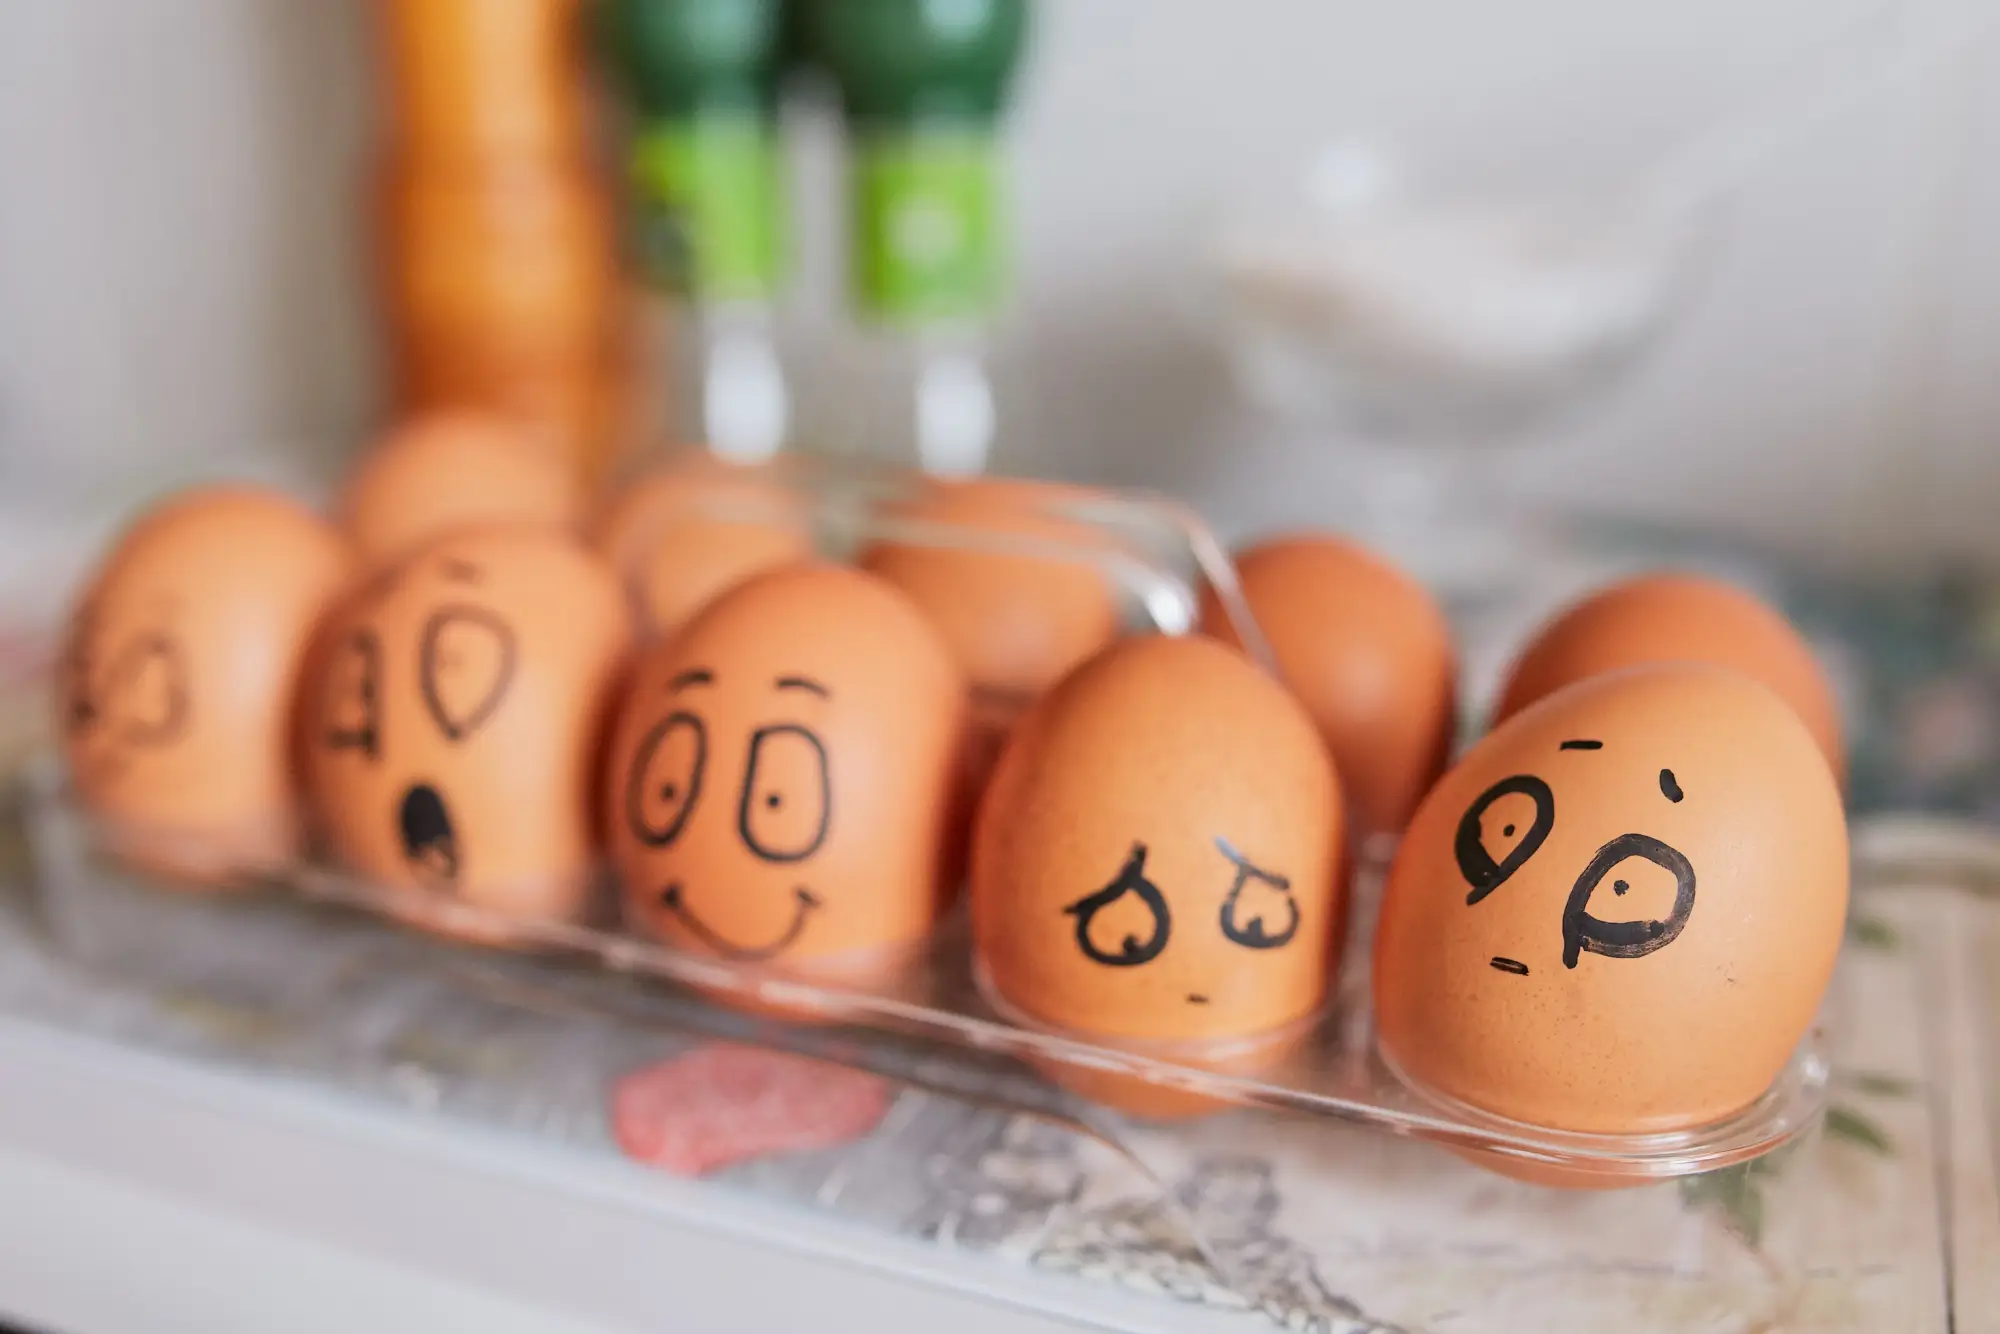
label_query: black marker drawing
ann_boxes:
[95,631,191,748]
[62,607,98,734]
[398,781,458,884]
[668,666,713,692]
[1065,843,1171,967]
[625,710,708,847]
[1559,739,1603,751]
[774,674,830,698]
[659,882,820,960]
[419,604,516,743]
[1561,832,1696,968]
[1455,774,1555,905]
[1214,837,1300,951]
[737,724,832,862]
[324,628,383,761]
[1489,955,1530,975]
[1660,768,1684,802]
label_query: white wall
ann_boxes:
[2,0,1997,569]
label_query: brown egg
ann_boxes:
[973,634,1343,1054]
[341,410,584,569]
[607,564,967,978]
[1495,573,1844,781]
[1374,664,1847,1142]
[592,458,813,640]
[305,527,631,925]
[1202,535,1456,839]
[861,477,1122,717]
[60,486,350,880]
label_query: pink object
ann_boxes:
[611,1042,893,1176]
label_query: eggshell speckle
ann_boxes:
[1202,534,1456,838]
[341,411,583,569]
[593,458,813,640]
[607,564,967,974]
[305,527,631,924]
[1495,573,1844,781]
[60,486,350,879]
[1374,664,1847,1137]
[973,634,1343,1047]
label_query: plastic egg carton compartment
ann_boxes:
[24,463,1832,1185]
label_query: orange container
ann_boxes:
[372,0,629,485]
[375,0,588,161]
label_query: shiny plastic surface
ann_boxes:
[23,458,1832,1183]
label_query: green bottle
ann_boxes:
[803,0,1031,328]
[597,0,787,303]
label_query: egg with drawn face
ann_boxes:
[1374,663,1847,1137]
[61,487,349,878]
[972,634,1343,1047]
[606,564,967,974]
[306,528,631,922]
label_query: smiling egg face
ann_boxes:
[305,528,631,922]
[972,634,1343,1044]
[606,564,967,970]
[61,486,349,877]
[1373,664,1847,1135]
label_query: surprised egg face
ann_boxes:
[1373,664,1848,1135]
[306,528,631,922]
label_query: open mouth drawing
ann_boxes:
[658,883,820,961]
[399,782,458,885]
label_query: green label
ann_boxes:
[852,133,1002,324]
[631,117,783,301]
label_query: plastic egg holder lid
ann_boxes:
[27,468,1829,1182]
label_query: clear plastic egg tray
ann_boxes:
[22,456,1833,1185]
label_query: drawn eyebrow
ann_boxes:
[774,675,829,698]
[439,559,484,584]
[668,668,714,692]
[1559,739,1604,751]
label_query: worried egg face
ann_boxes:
[306,528,631,922]
[606,565,967,971]
[61,487,350,877]
[1373,664,1848,1135]
[972,635,1343,1045]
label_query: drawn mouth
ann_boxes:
[398,783,458,884]
[658,883,819,961]
[1489,956,1530,976]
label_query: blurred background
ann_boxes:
[2,0,1998,605]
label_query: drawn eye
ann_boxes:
[1215,839,1300,951]
[627,712,707,847]
[323,629,382,760]
[62,612,98,734]
[1064,844,1172,968]
[420,606,514,742]
[1455,774,1555,905]
[1561,833,1697,969]
[102,634,188,747]
[737,724,830,863]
